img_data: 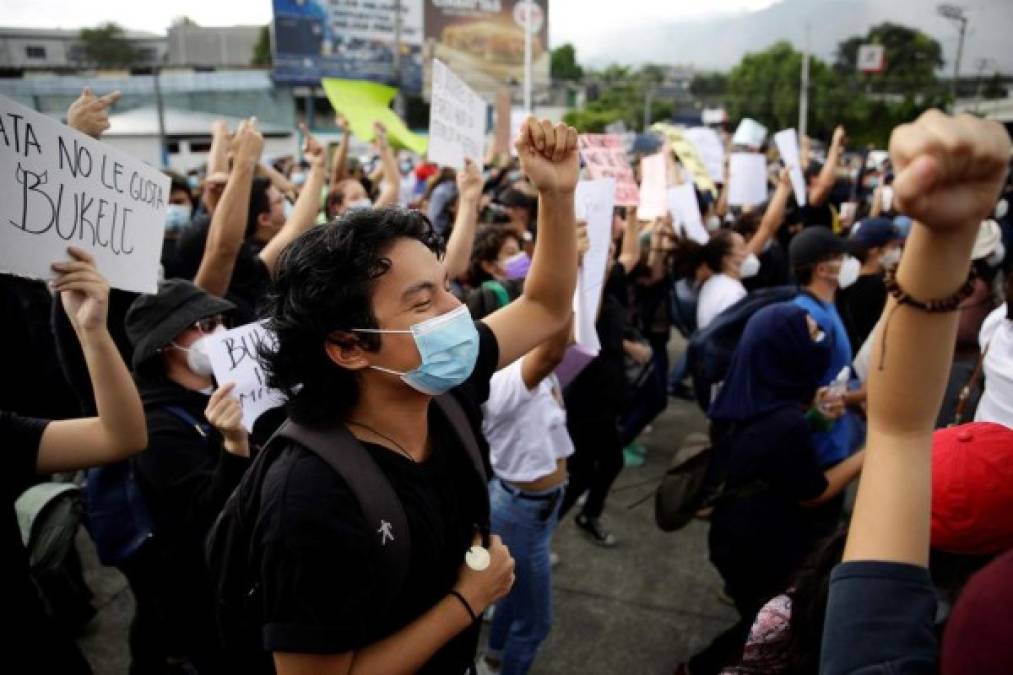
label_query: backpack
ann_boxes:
[84,405,211,566]
[205,393,488,666]
[685,285,799,412]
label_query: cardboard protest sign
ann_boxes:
[732,118,768,149]
[321,78,427,155]
[206,321,285,433]
[577,134,639,206]
[684,127,725,183]
[0,95,168,294]
[728,153,769,206]
[652,124,717,195]
[638,152,668,220]
[773,128,807,206]
[493,88,512,157]
[428,59,487,170]
[668,183,708,244]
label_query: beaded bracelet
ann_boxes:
[877,266,977,371]
[883,266,976,313]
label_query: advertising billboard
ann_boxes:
[423,0,550,99]
[272,0,424,92]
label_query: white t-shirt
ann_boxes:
[697,273,747,330]
[975,304,1013,429]
[481,359,575,483]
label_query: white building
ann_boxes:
[0,27,166,70]
[104,107,295,173]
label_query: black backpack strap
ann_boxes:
[433,394,487,484]
[273,421,410,614]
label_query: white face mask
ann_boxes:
[346,198,372,213]
[705,215,722,233]
[879,248,902,269]
[835,256,862,289]
[739,252,761,279]
[172,326,226,378]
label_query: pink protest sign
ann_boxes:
[578,134,639,206]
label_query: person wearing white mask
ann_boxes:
[836,217,904,353]
[790,227,867,468]
[694,230,760,330]
[118,279,254,674]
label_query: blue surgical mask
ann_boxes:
[165,203,192,233]
[352,304,479,395]
[290,172,307,187]
[347,198,372,213]
[283,198,295,220]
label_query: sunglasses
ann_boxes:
[193,315,225,334]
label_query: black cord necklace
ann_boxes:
[346,420,417,463]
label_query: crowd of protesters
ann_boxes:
[3,81,1013,675]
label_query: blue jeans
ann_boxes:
[486,478,563,675]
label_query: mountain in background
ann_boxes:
[571,0,1011,74]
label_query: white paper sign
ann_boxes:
[773,128,807,207]
[0,94,168,293]
[728,153,769,206]
[668,184,707,244]
[684,127,725,183]
[573,178,616,353]
[428,59,487,169]
[207,321,286,433]
[732,117,768,149]
[638,152,668,220]
[857,44,886,73]
[509,108,527,157]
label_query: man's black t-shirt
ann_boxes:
[836,273,887,353]
[252,322,499,674]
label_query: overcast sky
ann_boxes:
[4,0,1010,74]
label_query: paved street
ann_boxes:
[76,355,737,674]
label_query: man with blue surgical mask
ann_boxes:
[220,117,582,675]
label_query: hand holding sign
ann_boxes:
[515,118,579,195]
[456,158,483,204]
[51,246,109,335]
[205,383,250,458]
[67,87,121,139]
[206,321,285,433]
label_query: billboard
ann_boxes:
[424,0,550,100]
[272,0,424,92]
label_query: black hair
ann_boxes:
[246,177,272,239]
[793,253,841,286]
[165,171,194,206]
[259,208,444,424]
[670,229,736,279]
[468,224,519,286]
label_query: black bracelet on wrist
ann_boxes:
[448,590,478,623]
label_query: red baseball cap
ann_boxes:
[932,422,1013,555]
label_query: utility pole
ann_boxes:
[799,22,810,140]
[523,0,533,113]
[393,0,404,117]
[152,63,168,169]
[937,4,968,107]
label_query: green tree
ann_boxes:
[551,43,583,81]
[252,25,272,67]
[983,72,1007,100]
[690,72,729,97]
[835,23,943,95]
[79,23,142,67]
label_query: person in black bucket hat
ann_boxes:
[110,279,254,675]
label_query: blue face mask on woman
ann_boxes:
[351,304,479,395]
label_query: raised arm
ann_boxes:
[521,312,574,390]
[37,248,146,473]
[330,115,351,192]
[809,125,846,207]
[372,123,402,208]
[259,124,327,277]
[746,167,792,256]
[66,87,121,139]
[843,111,1011,566]
[257,162,298,203]
[483,118,580,369]
[194,118,263,298]
[442,160,483,282]
[715,157,730,219]
[647,214,677,284]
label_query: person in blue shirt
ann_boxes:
[789,227,867,468]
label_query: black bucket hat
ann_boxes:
[125,279,235,371]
